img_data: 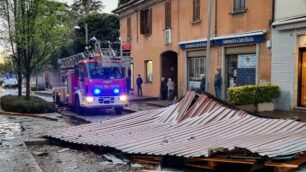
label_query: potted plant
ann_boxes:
[227,84,280,112]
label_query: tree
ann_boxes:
[0,0,25,96]
[52,12,120,61]
[72,0,104,16]
[0,0,70,100]
[78,13,119,42]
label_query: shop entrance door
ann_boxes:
[161,51,178,97]
[299,50,306,107]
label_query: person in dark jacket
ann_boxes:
[125,76,131,95]
[214,69,222,99]
[160,77,168,100]
[136,74,143,96]
[200,74,206,93]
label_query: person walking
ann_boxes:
[136,74,143,96]
[167,78,175,101]
[200,74,206,93]
[160,77,168,100]
[214,69,222,99]
[125,76,131,95]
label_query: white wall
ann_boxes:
[275,0,306,20]
[271,29,296,110]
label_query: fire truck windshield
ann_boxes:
[87,62,124,79]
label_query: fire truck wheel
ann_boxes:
[75,96,84,115]
[114,107,123,114]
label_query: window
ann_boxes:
[188,57,205,89]
[127,17,131,41]
[145,60,153,82]
[165,0,171,29]
[140,9,152,35]
[189,57,205,81]
[233,0,245,13]
[193,0,201,22]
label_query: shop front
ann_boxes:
[179,31,266,97]
[223,46,257,97]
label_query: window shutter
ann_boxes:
[140,11,145,34]
[127,17,131,40]
[148,8,152,34]
[193,0,196,21]
[165,0,171,29]
[197,0,200,21]
[240,0,245,10]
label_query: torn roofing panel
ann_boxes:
[46,92,306,158]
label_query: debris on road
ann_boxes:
[57,148,69,153]
[34,151,49,156]
[103,153,128,165]
[0,111,58,121]
[46,91,306,170]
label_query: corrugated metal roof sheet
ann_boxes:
[46,92,306,158]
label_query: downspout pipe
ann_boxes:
[214,0,217,36]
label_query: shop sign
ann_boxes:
[180,41,207,50]
[179,32,265,50]
[122,43,132,51]
[165,29,172,45]
[214,34,265,46]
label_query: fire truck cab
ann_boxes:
[54,43,130,114]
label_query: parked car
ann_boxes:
[2,77,18,88]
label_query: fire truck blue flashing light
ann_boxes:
[113,88,120,94]
[93,88,101,95]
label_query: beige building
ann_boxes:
[114,0,273,98]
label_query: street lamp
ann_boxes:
[74,23,89,45]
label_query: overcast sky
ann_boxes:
[59,0,119,13]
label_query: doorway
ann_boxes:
[161,51,178,96]
[298,49,306,107]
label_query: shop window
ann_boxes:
[145,60,153,82]
[193,0,201,22]
[233,0,246,13]
[140,9,152,35]
[225,54,256,90]
[188,57,205,89]
[127,17,132,41]
[165,0,171,29]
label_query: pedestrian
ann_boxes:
[214,69,222,99]
[136,74,143,96]
[160,77,168,100]
[125,76,131,95]
[167,78,175,101]
[200,74,206,93]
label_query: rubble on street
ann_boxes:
[46,91,306,171]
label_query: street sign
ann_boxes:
[122,43,132,51]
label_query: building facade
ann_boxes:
[114,0,273,98]
[272,0,306,110]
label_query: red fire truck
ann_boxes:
[53,43,130,114]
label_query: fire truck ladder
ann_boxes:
[58,51,95,69]
[98,48,131,68]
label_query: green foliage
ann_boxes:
[72,0,104,16]
[78,13,119,42]
[1,96,56,114]
[0,63,12,76]
[227,85,280,105]
[51,12,120,64]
